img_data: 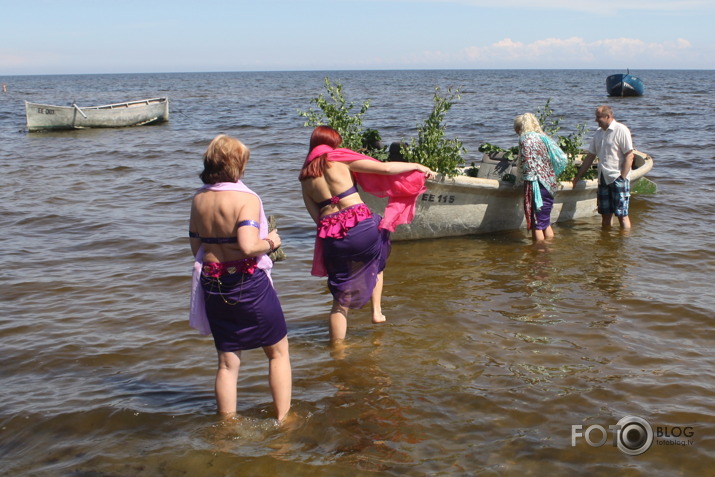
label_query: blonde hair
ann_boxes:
[514,113,543,135]
[200,134,250,184]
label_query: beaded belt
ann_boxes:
[202,258,257,278]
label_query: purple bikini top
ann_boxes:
[317,185,358,208]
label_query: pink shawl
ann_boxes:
[305,145,427,231]
[189,180,273,336]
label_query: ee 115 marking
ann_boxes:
[421,193,456,204]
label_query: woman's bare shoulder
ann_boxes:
[193,189,259,211]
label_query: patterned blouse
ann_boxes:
[518,132,559,196]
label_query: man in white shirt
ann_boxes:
[572,105,635,229]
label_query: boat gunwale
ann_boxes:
[25,97,168,111]
[432,150,652,192]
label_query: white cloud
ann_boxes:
[452,36,695,67]
[0,51,30,67]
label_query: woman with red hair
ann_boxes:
[300,126,435,343]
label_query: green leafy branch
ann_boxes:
[298,77,386,158]
[477,143,519,160]
[538,99,595,181]
[400,87,467,176]
[299,79,466,172]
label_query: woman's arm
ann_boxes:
[347,159,435,178]
[189,200,201,257]
[518,136,537,180]
[236,194,280,256]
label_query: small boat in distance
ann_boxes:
[606,70,644,97]
[25,97,169,131]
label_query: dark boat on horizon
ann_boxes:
[606,70,644,97]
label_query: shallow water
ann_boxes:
[1,70,714,475]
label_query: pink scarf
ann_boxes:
[189,180,273,336]
[305,145,427,231]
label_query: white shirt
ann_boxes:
[588,120,634,185]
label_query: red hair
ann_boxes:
[299,126,343,180]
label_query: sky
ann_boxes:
[1,0,713,75]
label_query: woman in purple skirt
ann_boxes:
[189,134,291,421]
[299,126,434,343]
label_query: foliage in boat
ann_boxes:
[477,142,518,161]
[299,78,466,175]
[399,87,467,177]
[537,99,597,181]
[298,77,388,160]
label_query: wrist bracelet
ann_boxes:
[264,238,275,253]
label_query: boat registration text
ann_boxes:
[421,193,456,204]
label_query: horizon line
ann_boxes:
[2,67,714,78]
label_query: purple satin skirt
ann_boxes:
[201,268,287,351]
[322,213,391,309]
[524,182,554,231]
[533,185,554,230]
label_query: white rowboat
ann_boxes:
[25,97,169,131]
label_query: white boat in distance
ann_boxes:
[25,97,169,131]
[362,150,654,241]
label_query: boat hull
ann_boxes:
[25,98,169,131]
[362,151,653,241]
[606,74,644,97]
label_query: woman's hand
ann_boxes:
[417,164,436,179]
[266,229,281,250]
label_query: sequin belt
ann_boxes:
[201,258,258,278]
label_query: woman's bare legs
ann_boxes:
[531,225,554,242]
[329,270,386,344]
[329,300,349,342]
[544,225,554,239]
[371,271,386,323]
[262,335,292,421]
[215,350,241,417]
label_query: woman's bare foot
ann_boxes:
[330,339,349,359]
[372,313,386,324]
[277,407,293,424]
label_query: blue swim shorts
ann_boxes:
[597,176,630,217]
